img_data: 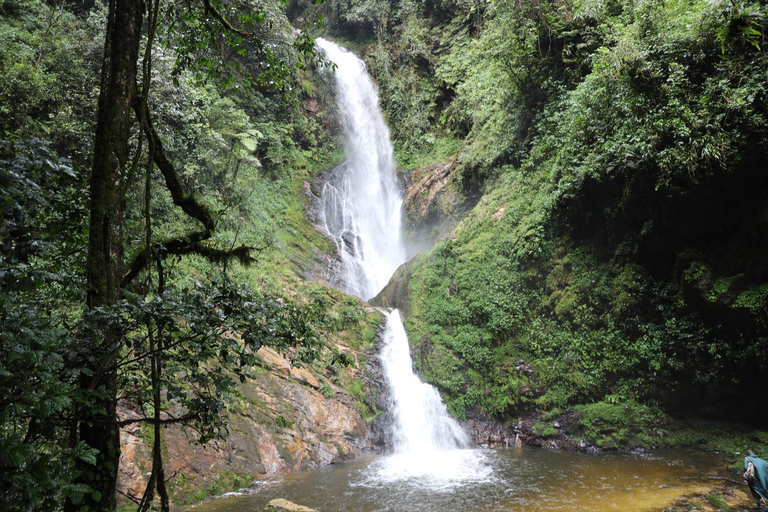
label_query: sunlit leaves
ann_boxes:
[715,0,765,56]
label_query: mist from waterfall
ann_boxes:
[315,38,405,301]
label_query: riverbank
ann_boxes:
[460,407,765,511]
[463,403,768,454]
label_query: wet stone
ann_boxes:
[265,498,319,512]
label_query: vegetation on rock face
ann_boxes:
[301,0,768,446]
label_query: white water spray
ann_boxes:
[316,38,405,300]
[380,310,470,453]
[316,39,470,463]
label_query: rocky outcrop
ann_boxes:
[371,158,477,313]
[299,177,342,288]
[117,345,370,506]
[363,336,394,453]
[402,159,476,257]
[461,409,583,452]
[369,258,415,313]
[303,165,355,292]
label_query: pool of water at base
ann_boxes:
[182,447,726,512]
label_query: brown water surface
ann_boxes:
[183,447,726,512]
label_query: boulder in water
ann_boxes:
[265,498,319,512]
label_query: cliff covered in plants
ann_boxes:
[295,0,768,444]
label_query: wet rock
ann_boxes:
[461,409,518,448]
[340,230,362,257]
[307,163,361,293]
[117,345,370,505]
[302,98,319,116]
[401,159,478,257]
[364,326,394,453]
[369,258,415,312]
[265,498,319,512]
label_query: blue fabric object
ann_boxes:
[745,454,768,502]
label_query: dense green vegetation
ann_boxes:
[3,0,768,508]
[0,0,384,509]
[300,0,768,445]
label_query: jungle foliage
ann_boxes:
[304,0,768,438]
[0,0,375,509]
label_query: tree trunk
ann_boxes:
[67,0,142,510]
[86,0,140,311]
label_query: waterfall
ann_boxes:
[316,38,469,457]
[381,310,470,453]
[315,38,405,301]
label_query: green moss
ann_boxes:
[346,378,365,400]
[534,422,558,438]
[274,414,293,430]
[174,471,252,505]
[705,491,732,511]
[275,443,295,467]
[354,399,380,423]
[395,136,463,170]
[576,401,670,449]
[319,381,334,398]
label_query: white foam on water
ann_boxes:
[357,449,497,492]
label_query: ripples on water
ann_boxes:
[184,447,720,512]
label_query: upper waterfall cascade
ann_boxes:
[316,38,405,301]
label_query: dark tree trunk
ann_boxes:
[66,0,142,510]
[86,2,140,310]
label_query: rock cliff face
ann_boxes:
[302,165,355,293]
[371,158,476,312]
[401,159,476,258]
[117,345,372,505]
[362,337,394,453]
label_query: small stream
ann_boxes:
[184,447,725,512]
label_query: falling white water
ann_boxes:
[316,39,471,470]
[381,309,470,452]
[316,38,406,300]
